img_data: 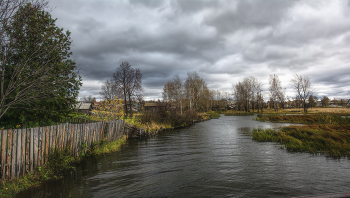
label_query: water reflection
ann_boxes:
[17,115,350,198]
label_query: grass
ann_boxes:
[256,114,350,125]
[261,107,350,115]
[0,136,127,198]
[253,109,350,158]
[252,125,350,158]
[205,111,221,119]
[224,111,255,116]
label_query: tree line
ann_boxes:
[160,72,347,114]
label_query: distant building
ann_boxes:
[144,101,170,111]
[75,102,92,114]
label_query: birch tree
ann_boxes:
[291,74,312,113]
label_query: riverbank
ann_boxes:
[253,113,350,158]
[1,111,215,198]
[0,136,127,198]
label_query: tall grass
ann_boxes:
[256,114,350,125]
[252,125,350,158]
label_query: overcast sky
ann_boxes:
[49,0,350,101]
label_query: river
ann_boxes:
[17,115,350,198]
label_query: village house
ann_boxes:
[75,102,93,114]
[144,101,170,111]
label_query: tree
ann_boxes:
[269,74,284,112]
[291,74,312,113]
[321,96,329,107]
[83,95,94,103]
[184,72,208,112]
[100,79,119,100]
[112,62,142,117]
[233,77,255,112]
[308,95,318,109]
[163,75,184,114]
[0,2,81,127]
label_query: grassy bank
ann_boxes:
[225,111,255,116]
[205,111,221,119]
[0,136,127,198]
[256,114,350,125]
[252,125,350,158]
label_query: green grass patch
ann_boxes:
[206,111,221,118]
[252,125,350,158]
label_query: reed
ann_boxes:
[252,125,350,158]
[256,114,350,125]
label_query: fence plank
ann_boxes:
[11,129,17,179]
[94,123,98,143]
[62,124,67,150]
[101,122,105,141]
[69,124,73,153]
[52,125,57,150]
[21,130,25,177]
[49,126,53,155]
[88,123,92,146]
[31,128,35,173]
[7,129,12,179]
[40,127,44,168]
[60,124,64,150]
[118,120,122,139]
[83,124,87,155]
[45,126,49,164]
[74,124,78,158]
[16,129,21,178]
[25,129,30,174]
[33,128,39,170]
[1,130,7,180]
[89,123,93,146]
[108,121,112,142]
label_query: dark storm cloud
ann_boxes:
[205,0,295,34]
[49,0,350,100]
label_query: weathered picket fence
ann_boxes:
[0,120,125,181]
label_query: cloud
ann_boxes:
[49,0,350,100]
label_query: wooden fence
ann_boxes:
[0,120,125,181]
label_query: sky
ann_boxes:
[49,0,350,101]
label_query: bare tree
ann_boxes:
[112,62,142,117]
[162,75,184,114]
[82,95,94,103]
[291,74,312,113]
[269,74,284,112]
[100,79,120,100]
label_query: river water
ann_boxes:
[17,115,350,198]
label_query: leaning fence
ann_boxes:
[0,120,125,181]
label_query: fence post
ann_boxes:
[45,126,49,164]
[21,129,25,177]
[16,129,22,178]
[11,129,17,179]
[1,130,7,180]
[6,129,12,179]
[25,129,30,174]
[33,128,39,170]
